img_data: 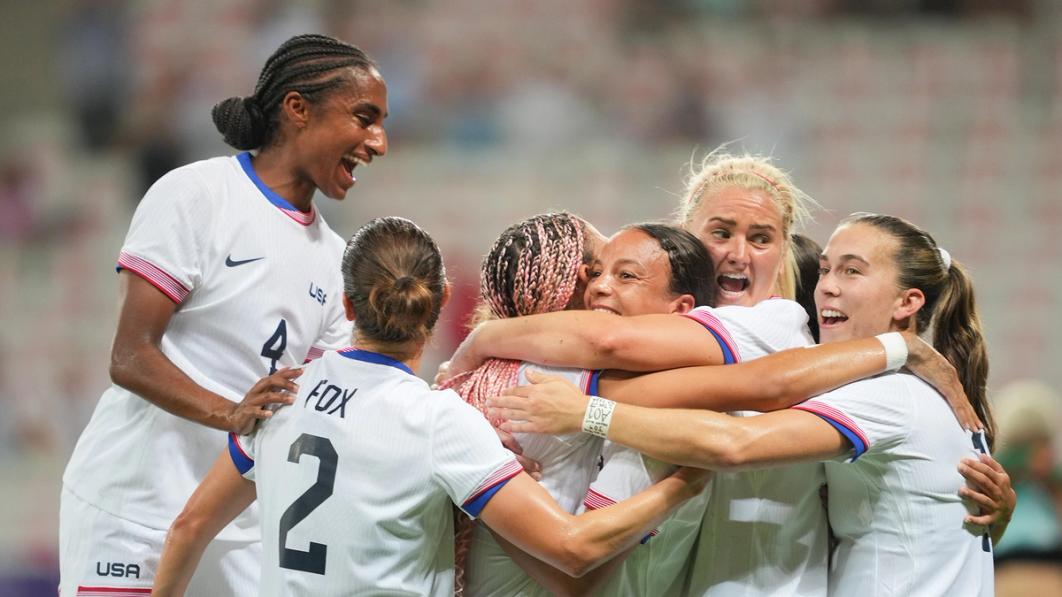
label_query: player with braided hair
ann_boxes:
[60,34,387,596]
[435,213,607,595]
[448,213,594,420]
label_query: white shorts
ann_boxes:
[59,486,261,597]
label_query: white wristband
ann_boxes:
[876,332,908,371]
[582,396,616,438]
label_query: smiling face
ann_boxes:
[815,222,917,344]
[686,185,785,307]
[293,67,389,200]
[584,228,689,317]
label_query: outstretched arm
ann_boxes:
[478,467,708,577]
[447,311,724,379]
[491,531,632,597]
[154,452,256,596]
[489,373,848,470]
[601,332,980,430]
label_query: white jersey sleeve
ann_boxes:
[117,167,215,303]
[683,298,814,362]
[431,390,523,518]
[303,303,354,362]
[792,375,911,460]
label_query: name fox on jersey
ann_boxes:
[96,562,141,578]
[304,379,356,418]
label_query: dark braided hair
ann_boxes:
[212,34,376,150]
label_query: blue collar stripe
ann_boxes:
[338,348,415,376]
[237,152,307,214]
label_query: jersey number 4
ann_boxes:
[261,319,288,374]
[278,433,337,575]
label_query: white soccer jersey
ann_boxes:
[63,153,352,540]
[230,348,521,597]
[575,300,819,596]
[793,374,994,596]
[682,299,831,597]
[465,364,603,597]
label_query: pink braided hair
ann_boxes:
[446,212,587,596]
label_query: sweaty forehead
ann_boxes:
[696,186,784,229]
[824,223,898,264]
[331,67,388,107]
[601,229,669,272]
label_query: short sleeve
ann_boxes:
[583,442,673,541]
[305,316,354,362]
[685,300,813,362]
[681,308,742,364]
[117,167,213,303]
[791,375,913,461]
[430,390,522,518]
[228,432,257,481]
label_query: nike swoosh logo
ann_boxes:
[225,255,265,267]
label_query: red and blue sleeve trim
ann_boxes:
[462,459,522,517]
[117,252,190,304]
[792,400,870,459]
[76,587,152,596]
[681,309,740,364]
[228,432,254,475]
[304,346,326,363]
[583,487,617,510]
[586,370,603,396]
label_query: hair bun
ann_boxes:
[211,95,266,150]
[393,275,417,292]
[243,96,265,130]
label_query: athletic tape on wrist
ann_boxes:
[582,396,616,438]
[876,332,908,371]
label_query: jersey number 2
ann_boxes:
[261,319,288,374]
[278,433,337,575]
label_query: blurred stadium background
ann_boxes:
[2,0,1061,594]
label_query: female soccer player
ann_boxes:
[444,212,611,596]
[493,213,999,595]
[150,217,710,597]
[446,151,1011,595]
[60,34,389,596]
[451,214,963,596]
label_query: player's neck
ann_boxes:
[248,148,316,212]
[355,340,423,374]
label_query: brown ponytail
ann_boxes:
[932,261,993,444]
[343,217,446,360]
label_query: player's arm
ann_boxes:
[447,311,724,379]
[959,454,1016,544]
[153,451,256,597]
[600,332,978,429]
[491,373,849,470]
[477,467,708,578]
[490,531,631,597]
[110,272,299,433]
